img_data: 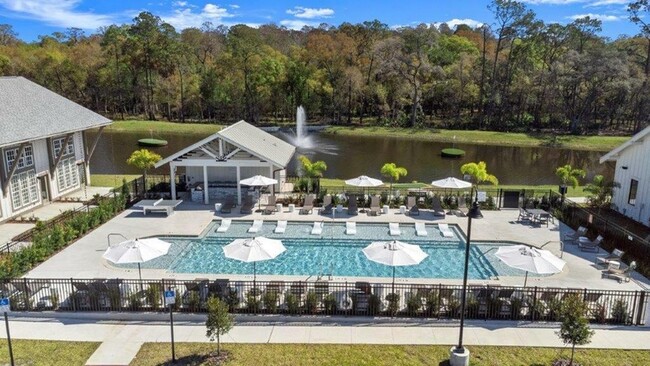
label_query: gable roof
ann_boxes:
[600,125,650,163]
[155,120,296,168]
[0,77,112,148]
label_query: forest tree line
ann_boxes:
[0,0,649,134]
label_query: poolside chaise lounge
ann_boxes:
[369,196,381,216]
[216,219,232,232]
[406,196,419,216]
[602,261,636,283]
[431,196,446,217]
[347,195,358,216]
[517,207,532,223]
[457,198,469,217]
[220,195,236,213]
[415,222,427,237]
[563,226,588,244]
[596,248,624,267]
[389,222,401,236]
[275,220,287,234]
[346,221,357,235]
[578,235,603,252]
[300,194,315,214]
[321,195,333,215]
[438,223,454,238]
[248,220,263,233]
[263,195,277,215]
[240,195,254,214]
[311,221,324,235]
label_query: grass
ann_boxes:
[0,339,99,366]
[131,343,650,366]
[324,126,628,152]
[90,174,141,188]
[105,120,222,135]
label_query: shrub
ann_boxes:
[246,291,261,313]
[305,291,318,314]
[368,294,381,315]
[285,293,300,314]
[145,283,162,310]
[263,291,279,313]
[323,294,337,313]
[424,292,440,317]
[611,299,629,324]
[386,293,400,316]
[406,294,422,314]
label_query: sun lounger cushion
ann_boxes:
[216,219,232,232]
[275,221,287,234]
[415,222,427,237]
[389,223,401,236]
[439,223,454,238]
[311,222,324,235]
[346,221,356,235]
[248,220,263,233]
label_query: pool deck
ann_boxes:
[26,201,650,291]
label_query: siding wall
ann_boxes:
[612,138,650,227]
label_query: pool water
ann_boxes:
[131,221,533,280]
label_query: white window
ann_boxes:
[4,145,34,171]
[52,137,74,157]
[10,170,39,210]
[56,157,79,192]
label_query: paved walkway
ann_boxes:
[1,314,649,365]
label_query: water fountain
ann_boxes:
[289,105,314,148]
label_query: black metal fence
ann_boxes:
[3,278,646,325]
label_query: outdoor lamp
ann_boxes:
[449,198,482,366]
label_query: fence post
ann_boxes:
[636,292,647,326]
[70,278,77,312]
[531,287,538,322]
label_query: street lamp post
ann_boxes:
[450,191,483,366]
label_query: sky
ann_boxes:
[0,0,641,41]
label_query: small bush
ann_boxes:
[285,292,300,314]
[323,294,337,313]
[305,291,318,314]
[386,293,400,316]
[263,292,279,313]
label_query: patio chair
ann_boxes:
[596,248,624,267]
[274,220,287,234]
[406,196,419,216]
[389,222,401,236]
[431,196,446,217]
[347,195,358,216]
[248,219,263,233]
[311,221,324,235]
[369,196,381,216]
[355,281,372,295]
[517,207,532,223]
[457,198,469,217]
[537,213,551,227]
[438,223,454,238]
[320,195,333,215]
[578,235,603,252]
[346,221,357,235]
[415,222,427,237]
[602,261,636,283]
[563,226,588,244]
[220,195,236,213]
[208,279,230,300]
[263,195,277,215]
[300,194,315,214]
[240,195,254,214]
[216,219,232,233]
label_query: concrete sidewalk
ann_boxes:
[0,315,648,365]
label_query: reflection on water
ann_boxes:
[88,130,613,185]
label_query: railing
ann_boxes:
[3,278,646,325]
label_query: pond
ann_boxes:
[87,129,613,185]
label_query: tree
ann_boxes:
[298,155,327,193]
[205,297,234,356]
[460,161,499,185]
[380,163,407,196]
[126,149,162,188]
[583,175,620,208]
[556,294,594,366]
[555,164,586,189]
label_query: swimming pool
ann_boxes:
[132,221,532,280]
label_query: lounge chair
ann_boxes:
[578,235,603,252]
[346,221,357,235]
[457,198,469,217]
[438,223,454,238]
[389,222,401,236]
[240,195,254,214]
[220,195,236,213]
[216,219,231,233]
[406,196,419,216]
[311,221,324,235]
[415,222,427,237]
[300,194,315,214]
[347,195,358,215]
[602,261,636,283]
[596,248,624,267]
[431,196,446,217]
[248,220,263,233]
[563,226,587,244]
[275,220,287,234]
[321,195,333,215]
[369,196,381,216]
[263,195,277,215]
[517,207,532,223]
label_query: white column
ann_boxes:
[170,162,176,199]
[269,165,274,194]
[203,165,209,204]
[236,166,241,206]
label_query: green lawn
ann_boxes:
[131,343,649,366]
[105,120,222,135]
[90,174,141,188]
[325,126,628,152]
[0,339,99,366]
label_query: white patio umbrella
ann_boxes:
[239,175,278,211]
[345,175,383,212]
[362,240,428,294]
[495,245,566,286]
[223,237,286,286]
[103,238,171,286]
[431,177,472,189]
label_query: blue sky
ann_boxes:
[0,0,639,41]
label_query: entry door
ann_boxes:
[38,176,50,202]
[502,190,520,209]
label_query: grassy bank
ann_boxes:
[0,339,99,366]
[131,343,649,366]
[325,126,627,151]
[105,120,222,135]
[90,174,141,188]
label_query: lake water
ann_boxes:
[87,129,613,185]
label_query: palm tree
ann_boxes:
[460,161,499,186]
[298,155,327,193]
[380,163,408,196]
[583,175,619,209]
[555,164,586,189]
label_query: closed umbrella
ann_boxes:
[103,238,171,287]
[240,175,278,211]
[345,175,383,212]
[495,245,566,286]
[223,237,286,287]
[362,240,428,294]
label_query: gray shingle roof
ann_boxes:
[0,77,112,147]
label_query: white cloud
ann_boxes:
[162,3,235,29]
[172,1,187,7]
[229,4,239,9]
[435,18,484,29]
[521,0,584,4]
[585,0,629,6]
[286,6,334,19]
[0,0,114,29]
[279,19,317,30]
[567,13,623,21]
